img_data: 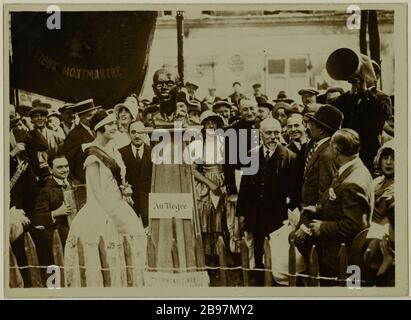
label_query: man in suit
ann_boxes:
[293,105,343,254]
[229,82,246,108]
[237,118,297,285]
[119,121,153,228]
[61,99,98,183]
[224,98,260,197]
[58,104,76,136]
[285,113,307,155]
[32,154,81,278]
[307,129,374,280]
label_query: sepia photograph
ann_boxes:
[3,2,408,298]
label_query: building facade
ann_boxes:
[141,10,394,103]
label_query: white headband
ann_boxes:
[94,113,116,131]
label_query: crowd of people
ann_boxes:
[9,51,395,287]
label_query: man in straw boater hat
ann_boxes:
[61,98,99,183]
[291,105,344,266]
[26,103,64,184]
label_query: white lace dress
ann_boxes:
[64,143,146,287]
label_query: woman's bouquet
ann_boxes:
[120,183,134,207]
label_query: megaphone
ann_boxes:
[326,48,361,81]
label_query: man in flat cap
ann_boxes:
[26,105,64,184]
[202,87,221,111]
[213,100,232,127]
[229,82,246,108]
[298,88,320,114]
[187,100,202,126]
[256,101,273,123]
[252,83,268,102]
[61,99,98,183]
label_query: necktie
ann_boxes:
[135,148,141,161]
[304,142,317,173]
[265,149,271,161]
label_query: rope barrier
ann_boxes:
[9,264,367,284]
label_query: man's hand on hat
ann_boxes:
[294,227,308,245]
[309,219,322,236]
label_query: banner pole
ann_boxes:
[176,11,185,86]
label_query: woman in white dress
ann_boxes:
[64,110,146,287]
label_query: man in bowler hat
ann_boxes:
[293,105,343,259]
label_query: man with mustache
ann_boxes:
[237,118,298,285]
[61,99,99,183]
[119,121,152,228]
[59,104,76,137]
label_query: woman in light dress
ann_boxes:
[184,111,232,267]
[64,110,146,287]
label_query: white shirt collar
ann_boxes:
[338,157,360,176]
[63,123,73,132]
[53,176,69,187]
[131,144,144,157]
[80,122,93,135]
[262,144,276,158]
[313,136,330,151]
